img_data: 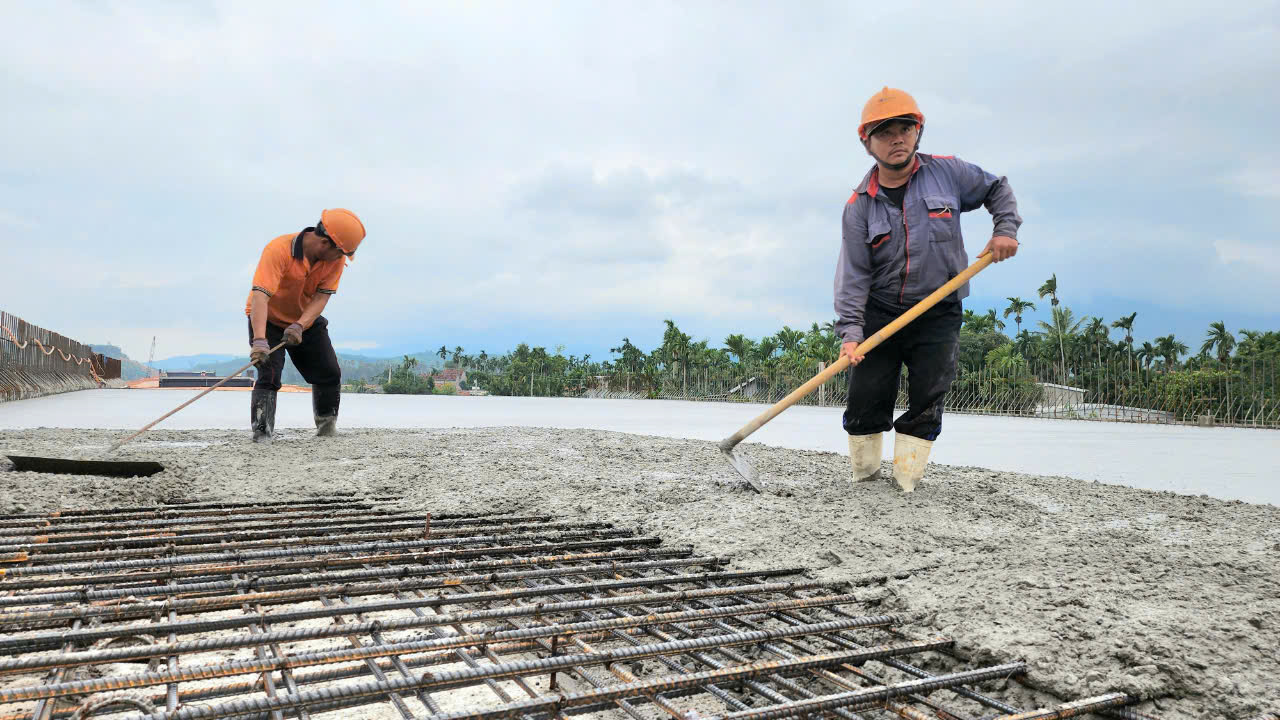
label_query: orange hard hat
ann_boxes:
[859,86,925,141]
[318,208,366,257]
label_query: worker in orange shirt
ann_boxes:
[244,209,365,443]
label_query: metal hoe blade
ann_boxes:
[720,444,763,493]
[4,456,165,478]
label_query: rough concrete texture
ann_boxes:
[1,426,1276,719]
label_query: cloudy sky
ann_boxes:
[4,1,1278,363]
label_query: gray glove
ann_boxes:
[284,323,304,346]
[250,338,271,366]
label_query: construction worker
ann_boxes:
[834,87,1021,491]
[245,209,365,443]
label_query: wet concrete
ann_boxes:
[1,389,1276,505]
[1,426,1277,719]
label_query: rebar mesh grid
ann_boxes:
[0,497,1144,720]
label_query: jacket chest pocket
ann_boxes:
[924,194,958,242]
[866,219,894,252]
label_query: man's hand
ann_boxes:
[980,235,1019,262]
[284,323,304,346]
[250,338,271,367]
[841,341,867,367]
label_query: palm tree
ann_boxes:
[1083,317,1109,367]
[1136,341,1157,372]
[1200,321,1235,364]
[963,309,994,334]
[437,345,447,364]
[985,308,1006,332]
[1154,335,1188,371]
[451,346,465,368]
[1036,306,1083,382]
[478,350,489,371]
[1037,274,1059,307]
[724,334,753,365]
[756,336,780,364]
[1111,312,1137,370]
[775,326,805,355]
[1036,275,1065,379]
[804,322,842,364]
[1003,297,1036,337]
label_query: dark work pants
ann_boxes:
[842,297,962,441]
[246,316,342,416]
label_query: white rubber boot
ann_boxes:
[892,433,933,493]
[847,433,883,483]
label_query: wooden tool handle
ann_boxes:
[108,340,289,452]
[719,252,994,451]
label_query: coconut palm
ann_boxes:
[963,309,995,334]
[1037,274,1059,307]
[1083,317,1109,366]
[756,336,780,364]
[1003,297,1036,337]
[1154,335,1188,370]
[1036,275,1069,379]
[1111,312,1137,370]
[1200,321,1235,364]
[775,326,805,355]
[1036,306,1084,381]
[985,308,1006,332]
[1136,341,1157,371]
[723,334,754,365]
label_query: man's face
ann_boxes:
[867,119,919,167]
[318,237,347,263]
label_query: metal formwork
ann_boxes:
[0,497,1144,720]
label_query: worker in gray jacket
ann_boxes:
[834,87,1021,492]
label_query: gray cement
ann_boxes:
[3,390,1279,505]
[0,427,1276,719]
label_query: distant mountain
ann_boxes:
[190,351,443,386]
[153,353,240,371]
[90,344,155,381]
[90,344,127,359]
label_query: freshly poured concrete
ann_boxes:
[1,426,1277,719]
[1,389,1276,505]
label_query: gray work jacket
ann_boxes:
[834,153,1022,343]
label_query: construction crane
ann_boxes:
[148,336,157,377]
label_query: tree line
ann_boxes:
[372,275,1278,425]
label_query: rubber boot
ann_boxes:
[250,388,277,444]
[892,433,933,493]
[847,433,883,483]
[312,384,340,437]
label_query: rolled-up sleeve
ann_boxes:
[833,198,872,344]
[950,158,1022,241]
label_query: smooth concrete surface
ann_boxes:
[1,389,1276,505]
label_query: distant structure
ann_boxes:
[160,370,253,388]
[430,367,467,390]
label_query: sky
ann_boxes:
[4,1,1278,363]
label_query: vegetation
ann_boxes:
[152,276,1279,427]
[382,356,434,395]
[445,278,1279,427]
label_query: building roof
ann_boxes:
[432,368,466,382]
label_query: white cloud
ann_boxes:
[0,210,35,229]
[4,1,1278,357]
[1214,238,1280,275]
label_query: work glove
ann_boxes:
[284,322,305,346]
[250,338,271,367]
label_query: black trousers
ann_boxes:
[842,296,962,441]
[246,316,341,416]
